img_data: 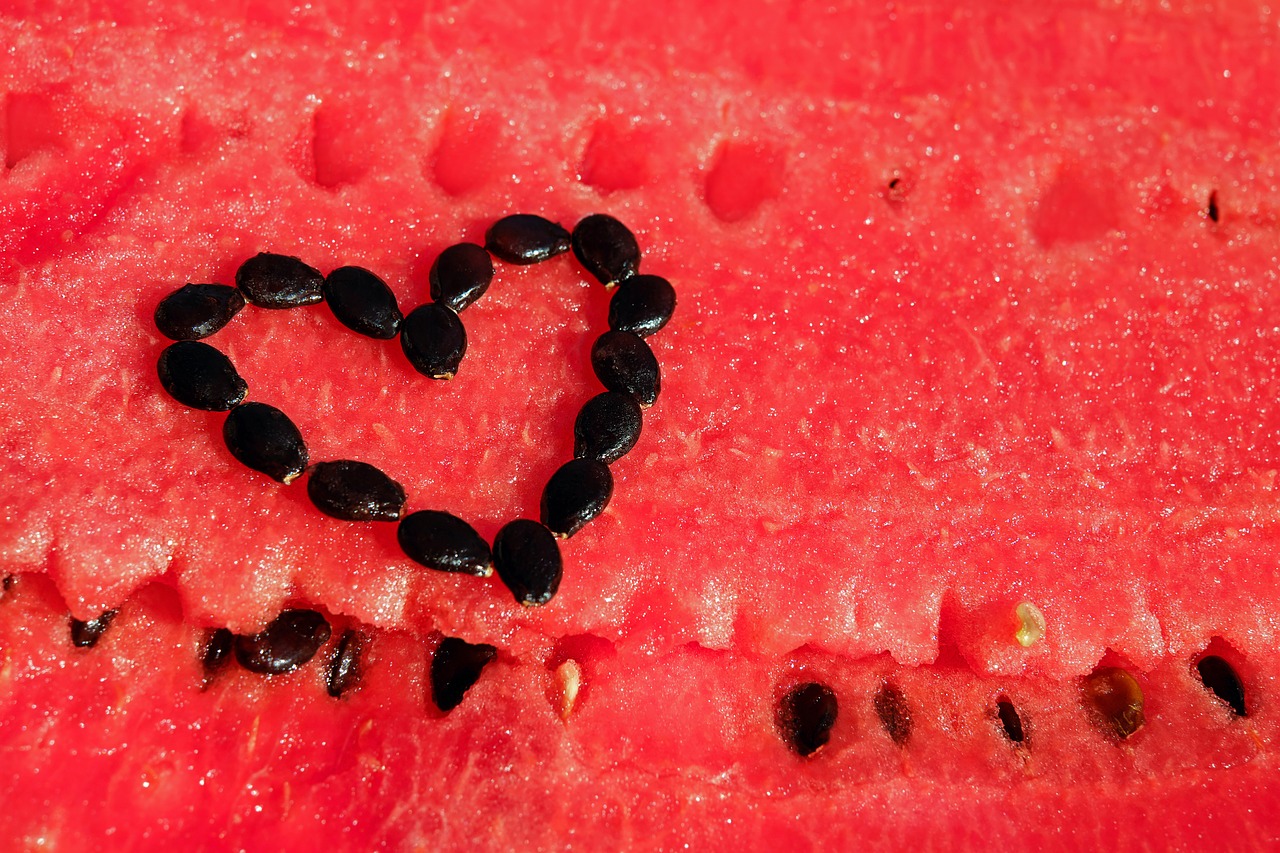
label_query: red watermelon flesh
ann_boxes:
[1,0,1279,847]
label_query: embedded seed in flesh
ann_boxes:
[874,682,913,747]
[592,330,660,407]
[235,252,325,308]
[400,302,467,379]
[323,266,403,339]
[201,627,235,687]
[574,391,643,464]
[493,519,563,606]
[541,458,613,538]
[326,629,365,698]
[571,213,640,285]
[397,510,493,576]
[1196,655,1247,717]
[1082,666,1145,740]
[431,636,498,712]
[307,460,406,522]
[234,609,332,675]
[776,682,839,757]
[154,283,246,341]
[484,214,572,264]
[996,697,1026,744]
[430,242,495,312]
[70,610,118,649]
[223,401,309,483]
[157,340,248,411]
[608,274,676,337]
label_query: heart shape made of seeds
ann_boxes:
[154,212,676,607]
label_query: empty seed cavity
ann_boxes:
[70,609,118,649]
[235,252,325,309]
[874,682,913,747]
[223,401,309,483]
[431,636,498,712]
[777,682,839,757]
[154,283,246,341]
[1083,665,1145,740]
[234,609,332,675]
[157,340,248,411]
[307,460,406,522]
[1196,654,1247,717]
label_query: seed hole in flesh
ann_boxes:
[578,121,653,194]
[5,92,62,169]
[1083,665,1145,740]
[703,138,785,223]
[431,107,505,197]
[996,696,1026,745]
[546,633,616,719]
[874,682,913,747]
[884,168,915,204]
[310,102,372,189]
[70,609,118,649]
[1196,655,1247,717]
[1207,190,1220,223]
[776,682,839,757]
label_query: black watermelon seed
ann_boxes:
[591,330,660,407]
[235,252,325,309]
[608,274,676,337]
[307,460,406,522]
[574,391,643,464]
[571,213,641,285]
[874,682,913,747]
[431,636,498,712]
[996,697,1026,744]
[1207,190,1220,223]
[1197,655,1247,717]
[322,266,403,339]
[70,609,118,649]
[400,302,467,379]
[223,401,309,483]
[541,458,613,539]
[493,519,563,607]
[430,242,495,312]
[398,510,493,576]
[1083,666,1145,740]
[157,340,248,411]
[154,283,246,341]
[2,574,14,592]
[484,214,572,264]
[202,628,234,674]
[326,629,365,698]
[234,609,332,675]
[777,682,839,757]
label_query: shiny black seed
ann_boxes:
[326,629,365,698]
[400,302,466,379]
[484,214,572,264]
[397,510,492,576]
[1207,190,1220,223]
[70,609,118,648]
[430,243,495,312]
[591,330,660,407]
[307,460,406,522]
[541,458,613,538]
[157,340,248,411]
[1197,655,1247,717]
[154,283,246,341]
[431,636,498,712]
[234,609,332,675]
[492,519,562,607]
[200,628,234,688]
[235,252,325,309]
[996,697,1026,744]
[608,274,676,337]
[874,682,913,747]
[574,391,643,464]
[572,213,640,285]
[1082,666,1145,740]
[223,401,308,483]
[323,266,403,339]
[777,682,839,757]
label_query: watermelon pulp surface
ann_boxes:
[1,0,1279,847]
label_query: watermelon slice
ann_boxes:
[2,0,1279,847]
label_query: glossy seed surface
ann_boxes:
[326,629,365,698]
[574,391,643,464]
[777,682,839,757]
[572,213,641,285]
[1083,666,1145,739]
[484,214,572,264]
[70,609,118,649]
[398,510,492,576]
[874,683,913,747]
[400,302,467,379]
[234,609,332,675]
[223,401,309,483]
[430,243,495,312]
[157,340,248,411]
[431,636,498,712]
[235,252,325,308]
[322,266,403,339]
[154,283,245,341]
[592,330,660,407]
[996,697,1026,744]
[541,458,613,538]
[307,460,406,522]
[1197,655,1247,717]
[493,519,563,606]
[202,628,234,676]
[608,274,676,337]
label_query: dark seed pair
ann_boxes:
[200,617,364,697]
